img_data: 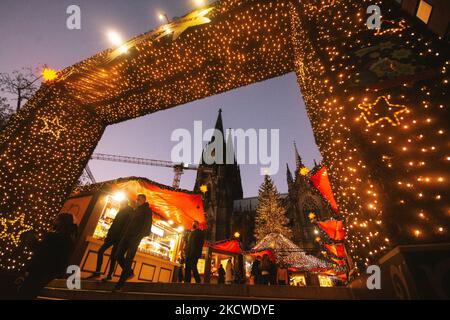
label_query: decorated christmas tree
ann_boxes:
[254,175,292,242]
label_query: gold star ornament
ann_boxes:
[156,7,214,41]
[40,116,67,140]
[308,212,316,221]
[358,96,408,127]
[0,214,33,246]
[200,184,208,194]
[300,167,310,176]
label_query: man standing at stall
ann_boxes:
[113,194,153,292]
[184,220,205,284]
[87,199,132,281]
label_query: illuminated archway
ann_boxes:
[0,0,448,273]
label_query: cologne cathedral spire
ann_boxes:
[293,141,304,169]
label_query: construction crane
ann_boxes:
[89,153,199,188]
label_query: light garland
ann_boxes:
[0,0,448,275]
[0,214,33,246]
[357,96,409,127]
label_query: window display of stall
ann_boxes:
[93,194,181,262]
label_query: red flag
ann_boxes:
[310,166,339,214]
[324,243,346,258]
[317,220,345,241]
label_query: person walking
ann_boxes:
[225,258,234,284]
[217,264,225,284]
[17,213,77,299]
[183,220,205,284]
[113,194,153,292]
[277,264,289,285]
[251,256,261,285]
[87,199,132,281]
[259,254,271,285]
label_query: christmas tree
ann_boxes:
[254,175,292,242]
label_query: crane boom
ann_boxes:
[90,153,198,188]
[91,153,198,170]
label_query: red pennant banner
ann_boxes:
[317,220,345,241]
[324,243,347,258]
[309,166,339,214]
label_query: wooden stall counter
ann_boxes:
[80,236,180,283]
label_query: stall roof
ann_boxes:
[71,177,206,230]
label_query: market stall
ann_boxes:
[61,177,206,283]
[201,239,244,284]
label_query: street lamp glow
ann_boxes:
[158,13,165,21]
[194,0,206,7]
[107,30,124,47]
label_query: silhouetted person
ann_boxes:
[87,199,132,281]
[184,220,205,284]
[17,213,77,299]
[269,259,277,285]
[217,264,225,284]
[259,254,271,285]
[251,256,261,285]
[225,258,234,284]
[113,194,152,291]
[277,264,289,285]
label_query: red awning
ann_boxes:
[111,178,206,230]
[207,239,242,255]
[317,220,346,241]
[309,166,339,214]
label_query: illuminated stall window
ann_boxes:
[416,0,433,24]
[318,275,334,287]
[291,275,307,287]
[93,194,180,262]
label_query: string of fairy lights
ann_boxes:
[0,0,448,275]
[291,0,448,273]
[0,0,295,271]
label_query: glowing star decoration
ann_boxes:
[156,7,213,41]
[358,96,408,127]
[308,212,316,221]
[40,116,67,140]
[300,167,310,176]
[0,214,33,246]
[375,20,406,36]
[200,184,208,194]
[41,68,58,82]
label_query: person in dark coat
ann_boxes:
[113,194,153,291]
[87,199,132,281]
[259,254,271,285]
[17,213,77,299]
[184,220,205,283]
[217,264,225,284]
[251,256,261,285]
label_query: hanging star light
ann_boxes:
[200,184,208,193]
[156,7,214,41]
[358,96,408,127]
[106,7,214,63]
[0,214,33,246]
[41,68,58,82]
[300,167,310,176]
[40,116,67,140]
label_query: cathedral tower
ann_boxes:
[194,109,243,241]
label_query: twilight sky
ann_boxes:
[0,0,322,197]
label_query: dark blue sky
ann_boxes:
[0,0,322,197]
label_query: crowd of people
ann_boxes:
[250,254,290,285]
[15,193,294,299]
